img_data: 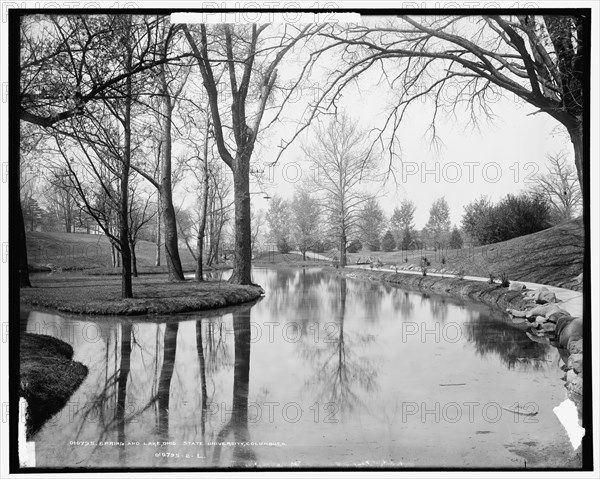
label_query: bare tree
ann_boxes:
[45,167,78,233]
[283,15,586,194]
[155,20,189,280]
[19,14,182,127]
[16,123,46,285]
[206,167,234,266]
[18,14,183,288]
[303,112,378,267]
[357,197,386,252]
[533,152,582,223]
[178,103,220,280]
[176,207,198,263]
[178,147,233,270]
[128,18,191,281]
[390,199,416,244]
[266,195,292,253]
[183,23,319,284]
[250,209,266,256]
[53,130,122,263]
[48,15,151,298]
[193,111,212,281]
[128,182,157,277]
[424,197,451,249]
[290,188,321,261]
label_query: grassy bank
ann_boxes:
[20,333,88,439]
[21,274,264,315]
[25,218,584,290]
[336,268,533,312]
[346,219,584,291]
[26,231,203,274]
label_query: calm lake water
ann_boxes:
[22,267,573,468]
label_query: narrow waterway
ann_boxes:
[22,267,573,468]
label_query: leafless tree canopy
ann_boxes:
[280,15,585,192]
[533,152,582,222]
[303,112,380,267]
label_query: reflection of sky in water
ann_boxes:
[23,267,571,468]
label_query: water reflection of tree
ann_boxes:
[212,306,257,467]
[265,267,299,317]
[301,278,378,415]
[116,323,132,461]
[266,268,328,335]
[196,319,208,441]
[428,296,449,322]
[391,289,414,318]
[349,281,384,323]
[68,321,176,461]
[79,323,145,461]
[204,317,233,376]
[156,322,179,439]
[463,312,551,370]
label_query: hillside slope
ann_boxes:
[26,231,198,272]
[24,218,585,289]
[347,218,585,290]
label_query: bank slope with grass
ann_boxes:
[26,231,200,274]
[20,274,264,315]
[20,333,88,439]
[346,218,584,291]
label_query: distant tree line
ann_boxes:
[264,156,579,256]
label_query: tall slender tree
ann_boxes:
[390,199,416,245]
[424,197,451,249]
[303,112,377,267]
[290,187,321,261]
[184,23,319,284]
[18,14,189,289]
[533,152,582,223]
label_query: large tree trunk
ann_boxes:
[214,206,226,264]
[159,79,184,281]
[120,182,133,300]
[17,121,31,288]
[162,198,184,281]
[232,309,251,422]
[155,201,161,267]
[129,239,138,278]
[195,222,205,281]
[339,232,347,267]
[120,32,133,300]
[17,197,31,288]
[158,322,179,436]
[181,228,197,261]
[196,119,210,282]
[230,308,254,465]
[117,323,132,445]
[228,158,252,285]
[212,307,253,466]
[568,122,584,197]
[196,319,208,436]
[110,240,117,268]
